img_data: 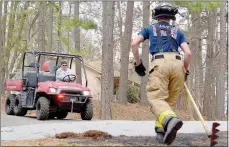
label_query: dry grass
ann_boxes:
[64,100,195,121]
[17,100,157,120]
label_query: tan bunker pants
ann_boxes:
[146,52,185,130]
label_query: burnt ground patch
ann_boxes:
[56,131,227,146]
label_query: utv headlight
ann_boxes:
[83,91,91,96]
[49,87,57,93]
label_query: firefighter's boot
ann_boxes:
[157,110,183,145]
[162,116,183,145]
[155,120,165,143]
[156,132,165,143]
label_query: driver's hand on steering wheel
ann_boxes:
[62,74,77,82]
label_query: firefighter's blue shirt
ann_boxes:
[139,21,187,56]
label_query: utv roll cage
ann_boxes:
[22,51,88,87]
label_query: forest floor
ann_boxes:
[1,95,227,121]
[1,96,199,121]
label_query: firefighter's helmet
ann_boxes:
[152,5,178,20]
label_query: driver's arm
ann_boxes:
[68,69,78,81]
[56,69,64,81]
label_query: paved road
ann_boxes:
[1,114,78,127]
[1,114,228,141]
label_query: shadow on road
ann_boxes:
[23,115,78,121]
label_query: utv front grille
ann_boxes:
[62,94,88,103]
[58,89,89,103]
[60,89,82,95]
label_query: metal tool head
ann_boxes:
[209,122,220,146]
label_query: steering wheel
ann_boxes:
[62,74,76,82]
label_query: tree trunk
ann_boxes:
[68,2,71,48]
[2,1,7,48]
[0,1,9,95]
[193,17,201,120]
[101,1,115,120]
[74,1,82,84]
[197,38,204,113]
[203,11,217,120]
[217,3,227,118]
[57,2,62,53]
[0,0,2,56]
[140,1,150,105]
[38,2,45,65]
[194,12,203,118]
[5,2,18,80]
[113,1,123,102]
[184,12,199,120]
[0,0,3,96]
[117,1,134,104]
[47,5,53,52]
[117,1,123,60]
[211,10,218,120]
[117,1,123,42]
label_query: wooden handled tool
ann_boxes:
[184,83,220,146]
[184,83,210,136]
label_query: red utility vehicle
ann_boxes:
[5,51,93,120]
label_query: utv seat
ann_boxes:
[39,72,56,82]
[25,71,37,88]
[25,71,56,88]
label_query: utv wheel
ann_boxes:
[56,111,68,119]
[5,94,16,115]
[14,95,27,116]
[36,97,50,120]
[81,99,93,120]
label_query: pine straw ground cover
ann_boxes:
[1,96,194,121]
[1,94,227,121]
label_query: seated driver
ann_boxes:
[56,60,77,82]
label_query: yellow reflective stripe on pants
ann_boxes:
[155,120,163,128]
[158,110,176,125]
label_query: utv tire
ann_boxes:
[81,99,93,120]
[56,111,68,119]
[36,97,50,120]
[14,95,27,116]
[5,94,16,115]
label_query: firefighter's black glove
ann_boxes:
[134,59,146,76]
[185,70,189,81]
